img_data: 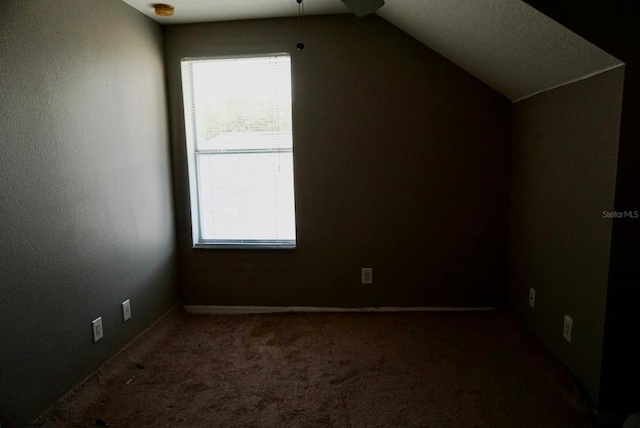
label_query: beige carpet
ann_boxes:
[34,309,594,427]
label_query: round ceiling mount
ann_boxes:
[153,4,175,17]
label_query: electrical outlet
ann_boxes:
[528,287,536,308]
[563,315,573,342]
[92,317,104,343]
[361,268,373,284]
[122,299,131,322]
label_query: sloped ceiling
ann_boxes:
[377,0,622,101]
[121,0,623,101]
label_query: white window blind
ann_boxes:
[180,55,296,248]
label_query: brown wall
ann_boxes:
[0,1,176,426]
[509,67,624,405]
[164,15,512,308]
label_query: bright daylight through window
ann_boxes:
[180,55,296,248]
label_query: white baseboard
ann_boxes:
[183,305,497,315]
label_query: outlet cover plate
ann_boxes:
[122,299,131,322]
[361,268,373,284]
[528,288,536,308]
[92,317,103,343]
[563,315,573,342]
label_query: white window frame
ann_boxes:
[180,54,297,249]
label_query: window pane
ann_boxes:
[197,151,296,241]
[191,58,293,149]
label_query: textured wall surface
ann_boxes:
[164,15,513,309]
[509,67,624,405]
[0,1,176,426]
[517,0,640,415]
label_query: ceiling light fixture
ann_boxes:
[340,0,385,17]
[153,4,175,17]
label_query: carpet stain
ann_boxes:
[183,381,209,393]
[329,369,359,385]
[265,330,306,346]
[250,320,274,337]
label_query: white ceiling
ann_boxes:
[122,0,351,23]
[121,0,623,101]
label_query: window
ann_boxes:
[180,54,296,248]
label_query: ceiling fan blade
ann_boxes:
[340,0,385,17]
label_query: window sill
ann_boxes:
[193,242,296,250]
